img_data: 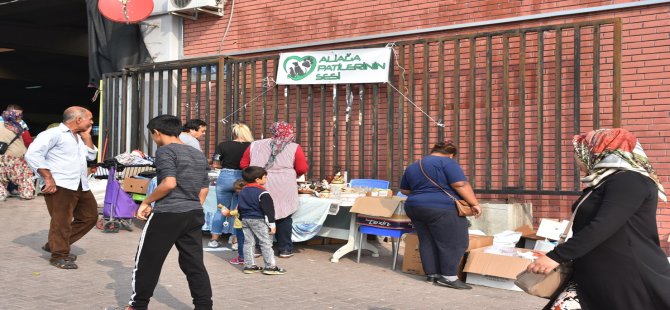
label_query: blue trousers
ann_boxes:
[211,169,242,235]
[235,228,244,258]
[405,206,468,276]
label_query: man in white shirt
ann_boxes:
[178,119,206,151]
[25,106,98,270]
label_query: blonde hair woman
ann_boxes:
[231,123,253,143]
[208,123,255,256]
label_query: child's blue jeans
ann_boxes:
[235,227,244,258]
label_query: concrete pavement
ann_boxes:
[0,196,546,309]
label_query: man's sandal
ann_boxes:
[50,258,78,269]
[42,244,77,261]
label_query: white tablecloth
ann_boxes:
[292,196,337,242]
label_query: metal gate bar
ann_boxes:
[101,18,621,195]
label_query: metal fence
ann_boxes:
[100,18,621,194]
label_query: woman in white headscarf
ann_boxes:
[240,121,308,258]
[528,128,670,310]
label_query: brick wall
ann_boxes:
[183,0,636,55]
[182,1,670,252]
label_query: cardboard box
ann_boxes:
[401,233,424,276]
[465,274,523,291]
[122,178,150,194]
[469,235,495,251]
[402,233,494,278]
[350,196,407,219]
[463,246,534,291]
[457,235,495,280]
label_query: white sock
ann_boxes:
[443,275,458,281]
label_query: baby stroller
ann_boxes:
[98,161,140,233]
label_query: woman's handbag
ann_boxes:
[514,181,604,298]
[418,159,476,217]
[0,131,22,155]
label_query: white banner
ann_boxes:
[276,47,392,85]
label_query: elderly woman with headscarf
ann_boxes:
[0,105,35,201]
[240,121,308,258]
[527,128,670,310]
[0,104,32,147]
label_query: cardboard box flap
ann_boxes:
[468,235,494,251]
[463,247,533,279]
[515,225,534,237]
[515,225,544,241]
[350,196,405,217]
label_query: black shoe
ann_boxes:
[279,251,294,258]
[436,278,472,290]
[243,265,264,274]
[50,258,78,269]
[262,266,287,275]
[426,275,439,283]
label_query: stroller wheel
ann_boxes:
[103,221,120,233]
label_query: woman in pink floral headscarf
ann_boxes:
[240,121,308,257]
[0,105,35,201]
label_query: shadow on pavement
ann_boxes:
[97,259,192,310]
[12,229,85,259]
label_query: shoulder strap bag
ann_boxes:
[418,159,475,217]
[0,131,22,155]
[514,178,610,298]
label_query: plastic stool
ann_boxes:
[349,179,390,189]
[357,225,414,270]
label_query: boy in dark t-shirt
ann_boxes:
[126,115,213,310]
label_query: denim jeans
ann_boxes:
[241,218,276,268]
[234,228,244,258]
[211,169,242,235]
[275,215,293,253]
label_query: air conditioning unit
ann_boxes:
[168,0,225,19]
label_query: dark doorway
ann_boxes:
[0,0,95,135]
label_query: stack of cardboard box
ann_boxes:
[402,233,494,280]
[401,223,563,291]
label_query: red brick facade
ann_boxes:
[182,1,670,251]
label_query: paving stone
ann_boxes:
[0,196,547,309]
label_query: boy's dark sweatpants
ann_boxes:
[129,209,213,310]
